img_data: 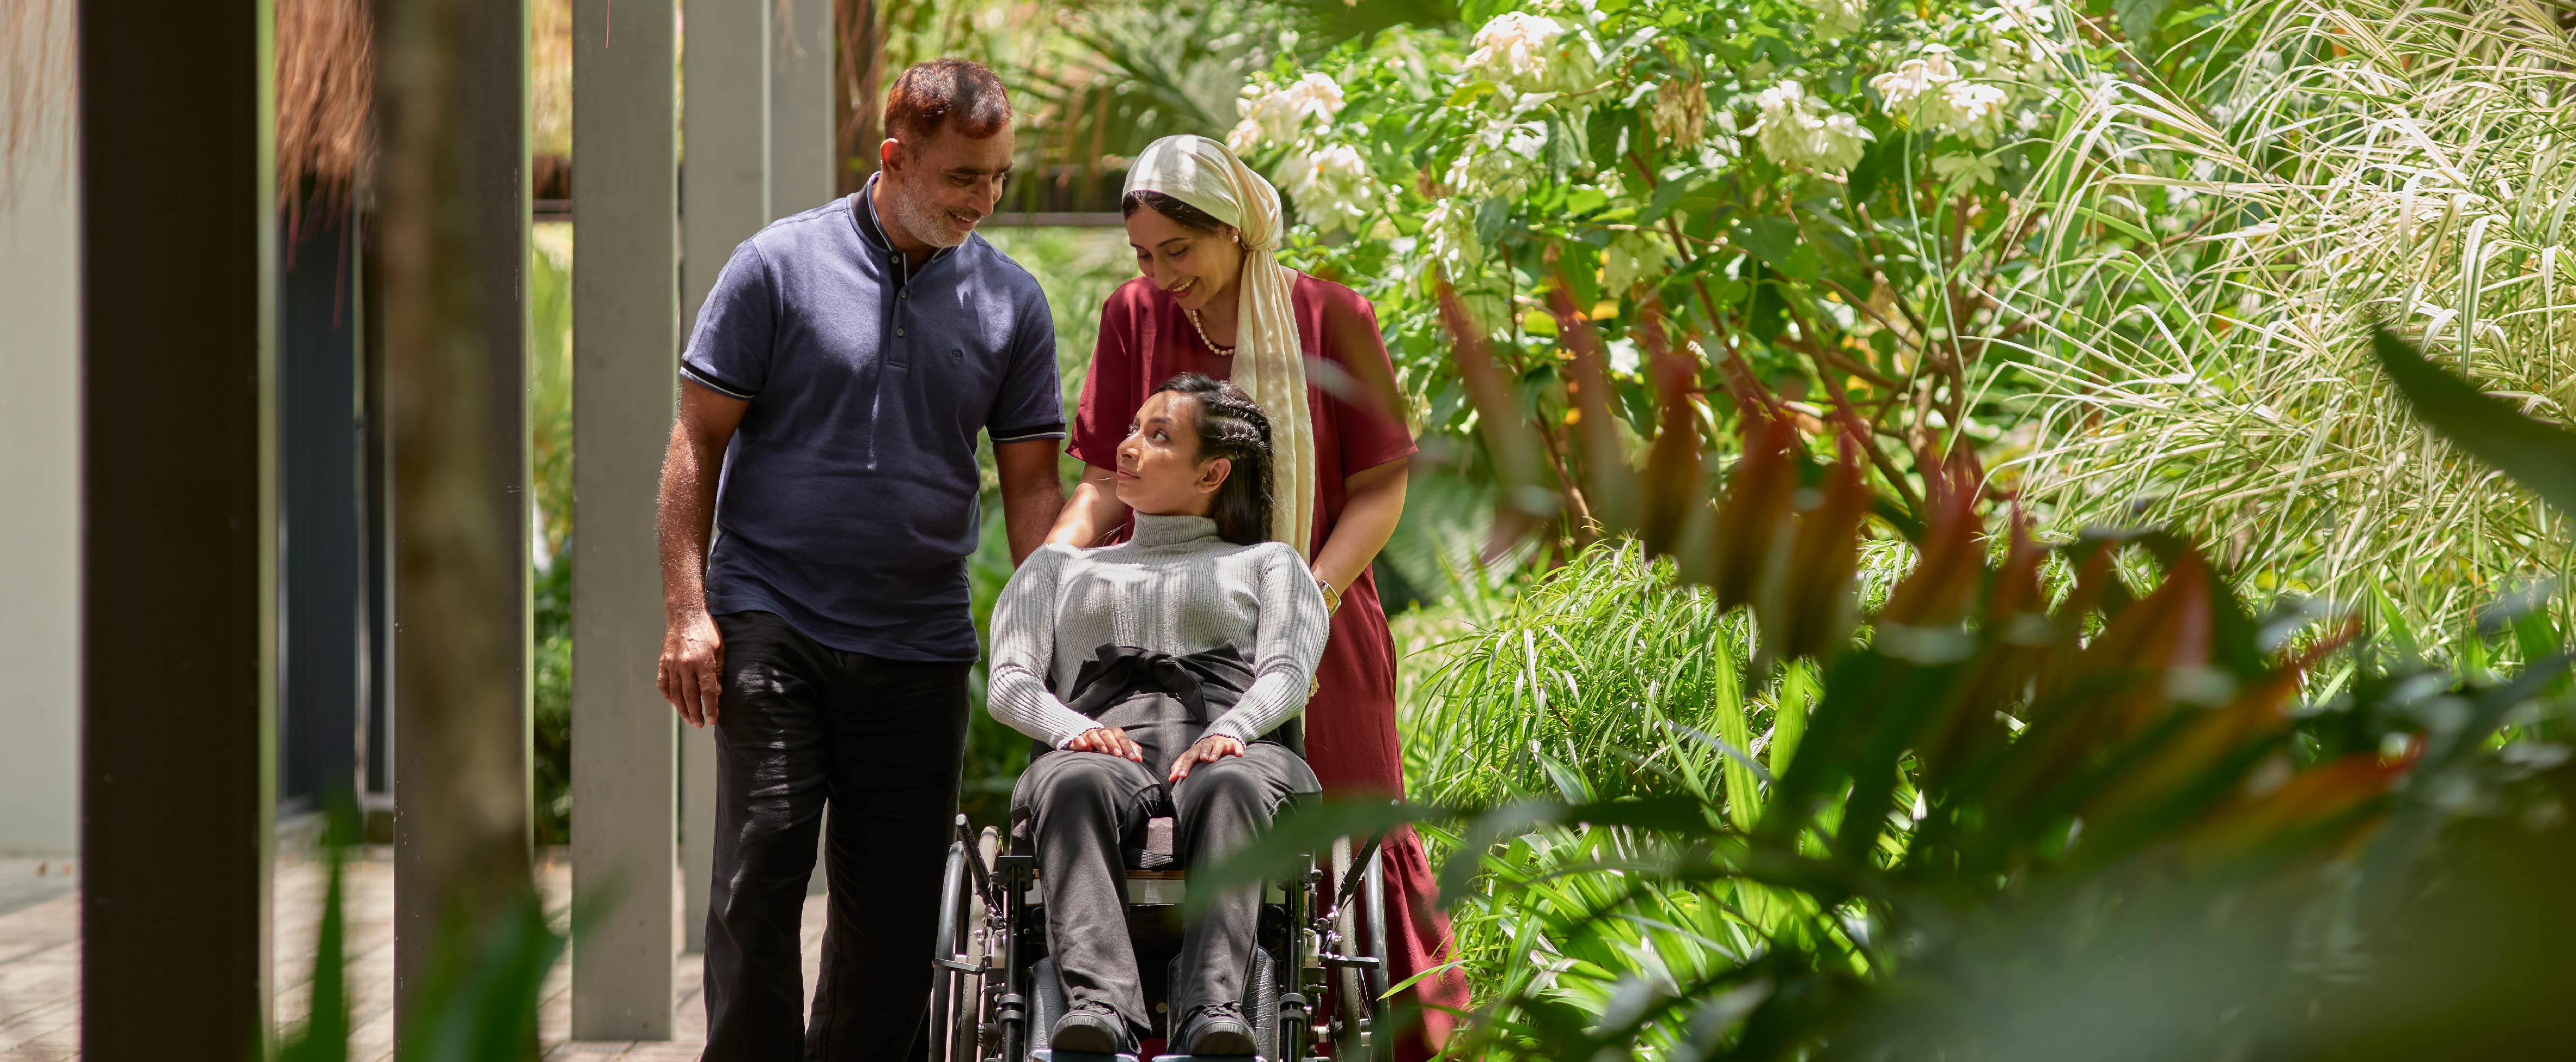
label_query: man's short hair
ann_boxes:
[884,59,1011,145]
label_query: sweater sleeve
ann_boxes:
[1203,544,1332,745]
[986,546,1103,748]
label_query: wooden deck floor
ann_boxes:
[0,850,825,1060]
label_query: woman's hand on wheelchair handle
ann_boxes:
[1168,734,1245,782]
[1069,726,1145,763]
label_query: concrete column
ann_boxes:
[772,0,836,215]
[573,0,681,1037]
[76,0,277,1053]
[380,0,536,1043]
[679,0,769,956]
[0,0,79,856]
[773,0,838,906]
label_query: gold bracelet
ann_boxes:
[1317,576,1342,615]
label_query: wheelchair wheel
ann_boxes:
[927,838,987,1061]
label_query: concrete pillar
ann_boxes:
[772,0,836,215]
[775,0,838,906]
[573,0,681,1036]
[76,0,277,1053]
[380,0,536,1042]
[680,0,770,956]
[0,0,79,856]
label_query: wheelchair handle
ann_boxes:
[950,814,995,899]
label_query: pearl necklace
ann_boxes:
[1186,309,1236,357]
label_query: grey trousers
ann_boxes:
[1013,734,1318,1035]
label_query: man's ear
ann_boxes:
[1196,456,1232,495]
[879,137,904,170]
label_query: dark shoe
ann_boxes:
[1180,1002,1258,1057]
[1050,1003,1134,1055]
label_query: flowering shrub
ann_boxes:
[1226,0,2097,546]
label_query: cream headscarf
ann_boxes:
[1124,135,1318,558]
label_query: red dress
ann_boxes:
[1071,273,1471,1055]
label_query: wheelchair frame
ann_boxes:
[928,813,1394,1062]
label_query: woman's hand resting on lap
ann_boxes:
[1068,726,1145,763]
[1168,734,1245,782]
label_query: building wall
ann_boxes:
[0,12,81,853]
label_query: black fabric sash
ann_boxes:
[1065,642,1253,727]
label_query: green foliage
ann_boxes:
[274,805,566,1062]
[1227,0,2101,552]
[1193,225,2576,1053]
[394,892,564,1062]
[1404,541,1773,810]
[531,222,573,846]
[2015,0,2576,652]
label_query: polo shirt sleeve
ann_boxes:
[987,286,1066,444]
[680,240,776,400]
[1318,285,1418,476]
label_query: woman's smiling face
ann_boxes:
[1113,390,1228,517]
[1127,202,1245,314]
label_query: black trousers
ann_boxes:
[702,610,972,1062]
[1012,728,1318,1037]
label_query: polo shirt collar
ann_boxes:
[853,172,958,274]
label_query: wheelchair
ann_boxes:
[926,797,1396,1062]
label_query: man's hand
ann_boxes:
[659,611,725,727]
[659,381,747,729]
[1168,734,1245,782]
[1067,726,1145,763]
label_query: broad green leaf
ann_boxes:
[2374,328,2576,521]
[1732,216,1823,279]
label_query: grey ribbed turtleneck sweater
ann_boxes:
[988,513,1330,749]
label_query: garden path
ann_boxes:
[0,850,826,1059]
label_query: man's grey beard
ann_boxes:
[885,185,972,249]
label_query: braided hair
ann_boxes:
[1155,372,1276,546]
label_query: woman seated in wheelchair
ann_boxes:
[988,372,1327,1058]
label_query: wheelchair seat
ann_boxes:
[1007,812,1190,906]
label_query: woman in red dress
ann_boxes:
[1046,135,1469,1058]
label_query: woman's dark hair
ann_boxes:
[1155,372,1276,546]
[1123,189,1229,234]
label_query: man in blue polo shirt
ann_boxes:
[655,59,1064,1059]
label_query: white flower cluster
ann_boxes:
[1975,0,2066,84]
[1444,117,1548,201]
[1869,46,2009,144]
[1462,12,1595,94]
[1228,73,1345,155]
[1798,0,1868,39]
[1978,0,2056,34]
[1225,72,1384,234]
[1751,80,1873,173]
[1278,141,1381,234]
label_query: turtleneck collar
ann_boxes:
[1128,513,1222,549]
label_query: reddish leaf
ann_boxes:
[1764,432,1872,661]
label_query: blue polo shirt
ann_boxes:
[682,177,1064,661]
